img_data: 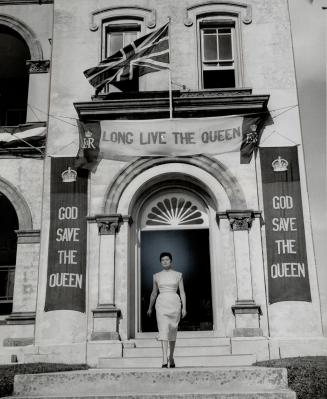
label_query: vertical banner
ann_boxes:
[45,157,88,312]
[260,146,311,304]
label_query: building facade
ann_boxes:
[0,0,325,366]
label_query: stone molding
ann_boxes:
[74,89,269,120]
[217,210,262,226]
[6,312,36,325]
[103,156,247,214]
[96,214,123,235]
[0,176,33,230]
[92,305,121,319]
[15,229,40,244]
[89,6,156,32]
[0,14,43,59]
[226,210,255,231]
[232,300,262,316]
[26,60,50,74]
[184,1,252,27]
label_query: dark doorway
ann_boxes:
[0,193,18,315]
[140,229,213,332]
[0,25,30,126]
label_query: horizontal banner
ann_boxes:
[76,115,264,169]
[260,146,311,304]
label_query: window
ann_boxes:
[199,20,238,89]
[0,193,18,315]
[0,25,30,126]
[103,23,140,59]
[101,21,141,92]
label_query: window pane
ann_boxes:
[203,33,217,61]
[203,69,235,89]
[0,270,8,298]
[218,34,233,60]
[203,29,216,34]
[218,28,231,34]
[110,33,124,55]
[124,31,138,45]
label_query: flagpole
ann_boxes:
[168,17,173,119]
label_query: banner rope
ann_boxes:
[26,102,299,128]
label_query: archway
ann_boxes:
[110,158,247,338]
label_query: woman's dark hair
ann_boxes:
[160,252,172,261]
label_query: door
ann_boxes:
[137,191,213,333]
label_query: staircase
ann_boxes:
[4,333,296,398]
[6,367,296,398]
[98,332,256,368]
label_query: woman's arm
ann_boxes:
[147,275,159,317]
[179,275,187,318]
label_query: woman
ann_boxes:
[147,252,187,368]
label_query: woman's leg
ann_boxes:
[161,340,168,365]
[168,340,176,365]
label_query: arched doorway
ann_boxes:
[0,24,30,125]
[136,186,214,334]
[0,192,18,315]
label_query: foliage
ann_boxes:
[0,363,88,397]
[256,356,327,399]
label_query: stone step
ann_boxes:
[124,345,230,357]
[13,367,291,397]
[98,354,257,368]
[4,390,296,399]
[131,337,230,347]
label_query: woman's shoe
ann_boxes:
[161,363,168,368]
[169,359,175,368]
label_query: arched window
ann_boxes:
[0,25,30,126]
[0,192,18,315]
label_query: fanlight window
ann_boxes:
[142,194,208,229]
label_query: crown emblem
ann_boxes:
[272,156,288,172]
[245,125,258,144]
[61,166,77,183]
[85,130,93,138]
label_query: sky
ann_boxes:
[288,0,326,278]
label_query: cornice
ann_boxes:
[74,89,269,121]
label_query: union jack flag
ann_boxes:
[84,23,169,93]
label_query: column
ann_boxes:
[226,210,262,337]
[92,214,123,341]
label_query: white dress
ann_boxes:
[155,270,182,341]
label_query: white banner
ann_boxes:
[99,116,244,157]
[76,115,263,169]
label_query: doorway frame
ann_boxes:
[130,180,223,338]
[110,158,247,340]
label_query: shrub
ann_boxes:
[0,363,88,397]
[256,356,327,399]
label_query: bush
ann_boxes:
[256,356,327,399]
[0,363,88,397]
